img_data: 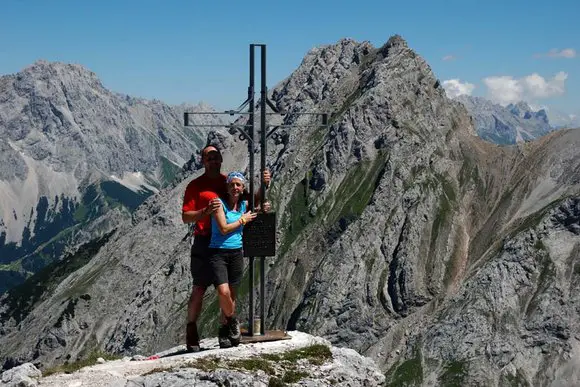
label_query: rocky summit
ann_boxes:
[1,35,579,387]
[0,331,385,387]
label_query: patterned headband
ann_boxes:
[227,171,246,185]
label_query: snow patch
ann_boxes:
[109,171,159,194]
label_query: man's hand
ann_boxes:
[262,201,272,213]
[262,169,271,188]
[205,198,221,215]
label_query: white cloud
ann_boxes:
[534,48,577,59]
[483,72,568,105]
[442,79,475,98]
[442,55,456,61]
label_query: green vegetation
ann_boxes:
[458,158,485,196]
[430,190,452,248]
[188,356,221,372]
[268,377,286,387]
[315,153,388,226]
[525,253,555,317]
[281,370,310,383]
[425,173,456,284]
[377,268,389,309]
[438,361,468,387]
[280,177,313,255]
[0,230,115,324]
[335,155,388,221]
[2,177,156,295]
[159,156,182,187]
[260,344,332,365]
[43,350,122,376]
[73,203,88,222]
[141,344,332,386]
[386,350,424,387]
[100,181,153,212]
[0,260,22,271]
[1,195,77,269]
[231,358,275,375]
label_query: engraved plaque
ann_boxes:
[243,212,276,257]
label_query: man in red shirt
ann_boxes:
[182,145,270,351]
[182,145,226,352]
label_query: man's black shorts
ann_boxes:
[190,235,214,288]
[208,248,243,287]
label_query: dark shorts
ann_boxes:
[190,235,214,288]
[208,248,243,287]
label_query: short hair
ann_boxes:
[201,145,222,161]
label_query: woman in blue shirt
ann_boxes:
[209,171,257,348]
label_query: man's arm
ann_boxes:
[182,198,221,224]
[182,207,209,224]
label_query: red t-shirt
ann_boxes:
[182,173,227,236]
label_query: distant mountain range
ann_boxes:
[545,108,580,129]
[1,37,579,386]
[455,95,555,145]
[0,60,221,292]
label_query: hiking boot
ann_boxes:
[218,324,232,349]
[227,316,241,346]
[186,322,200,352]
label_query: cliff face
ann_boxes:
[1,37,579,386]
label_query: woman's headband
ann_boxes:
[227,171,246,185]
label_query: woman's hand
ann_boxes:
[240,211,257,225]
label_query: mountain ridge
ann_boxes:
[1,36,579,386]
[0,60,222,292]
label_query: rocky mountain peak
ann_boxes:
[9,60,105,103]
[20,60,100,81]
[0,60,221,290]
[508,101,532,118]
[1,36,579,387]
[534,108,549,123]
[378,33,408,56]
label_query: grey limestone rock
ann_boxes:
[1,36,579,387]
[0,363,41,387]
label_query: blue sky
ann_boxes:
[1,0,578,119]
